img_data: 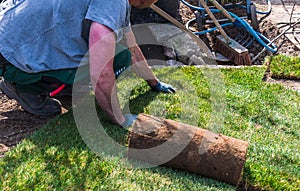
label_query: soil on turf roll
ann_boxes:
[128,113,248,186]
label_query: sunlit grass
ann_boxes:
[1,66,299,190]
[266,54,300,79]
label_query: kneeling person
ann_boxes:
[0,0,176,127]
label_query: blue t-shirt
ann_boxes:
[0,0,131,73]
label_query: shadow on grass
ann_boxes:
[0,90,162,189]
[0,89,235,190]
[127,88,160,114]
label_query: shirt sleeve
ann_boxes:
[85,0,130,41]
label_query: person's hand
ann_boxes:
[151,81,176,93]
[120,114,138,128]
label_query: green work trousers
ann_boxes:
[0,43,131,93]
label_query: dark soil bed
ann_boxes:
[0,1,299,190]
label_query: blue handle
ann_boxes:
[180,0,277,53]
[230,12,277,53]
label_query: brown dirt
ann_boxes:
[0,90,52,157]
[0,1,299,190]
[128,114,248,186]
[0,90,71,158]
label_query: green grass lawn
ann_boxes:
[0,66,299,191]
[267,54,300,79]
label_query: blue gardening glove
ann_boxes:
[121,114,138,128]
[151,81,176,93]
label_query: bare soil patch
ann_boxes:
[0,90,53,157]
[0,1,299,190]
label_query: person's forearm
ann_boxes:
[89,22,125,125]
[93,64,125,125]
[124,30,159,87]
[130,46,159,86]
